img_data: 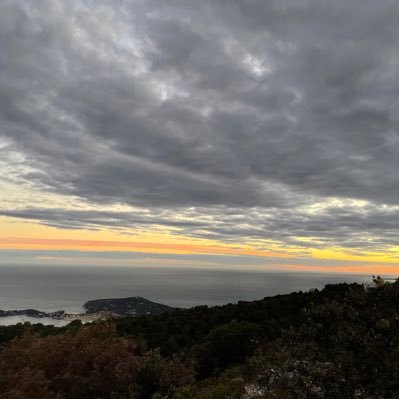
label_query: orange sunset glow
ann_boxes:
[2,2,399,397]
[1,0,399,277]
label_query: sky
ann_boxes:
[1,0,399,274]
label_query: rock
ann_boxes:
[242,384,267,399]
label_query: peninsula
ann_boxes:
[0,296,175,322]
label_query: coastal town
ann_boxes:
[0,296,175,324]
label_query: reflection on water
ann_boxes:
[0,315,70,327]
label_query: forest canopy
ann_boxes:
[1,278,399,398]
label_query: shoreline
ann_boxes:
[0,296,175,326]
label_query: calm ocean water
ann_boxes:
[0,265,372,326]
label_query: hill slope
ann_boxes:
[83,296,175,315]
[1,278,398,398]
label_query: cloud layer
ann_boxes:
[1,0,399,254]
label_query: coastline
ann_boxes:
[0,296,175,326]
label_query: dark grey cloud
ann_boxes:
[1,0,399,251]
[2,204,399,254]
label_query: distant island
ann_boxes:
[0,296,175,322]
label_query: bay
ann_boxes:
[0,265,373,326]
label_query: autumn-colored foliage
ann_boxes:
[2,280,399,398]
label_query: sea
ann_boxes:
[0,265,373,326]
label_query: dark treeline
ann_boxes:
[1,277,399,398]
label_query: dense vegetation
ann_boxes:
[1,277,399,398]
[83,296,175,315]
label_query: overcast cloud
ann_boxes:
[1,0,399,253]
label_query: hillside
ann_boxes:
[83,296,175,316]
[0,277,398,398]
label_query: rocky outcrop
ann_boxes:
[242,361,353,399]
